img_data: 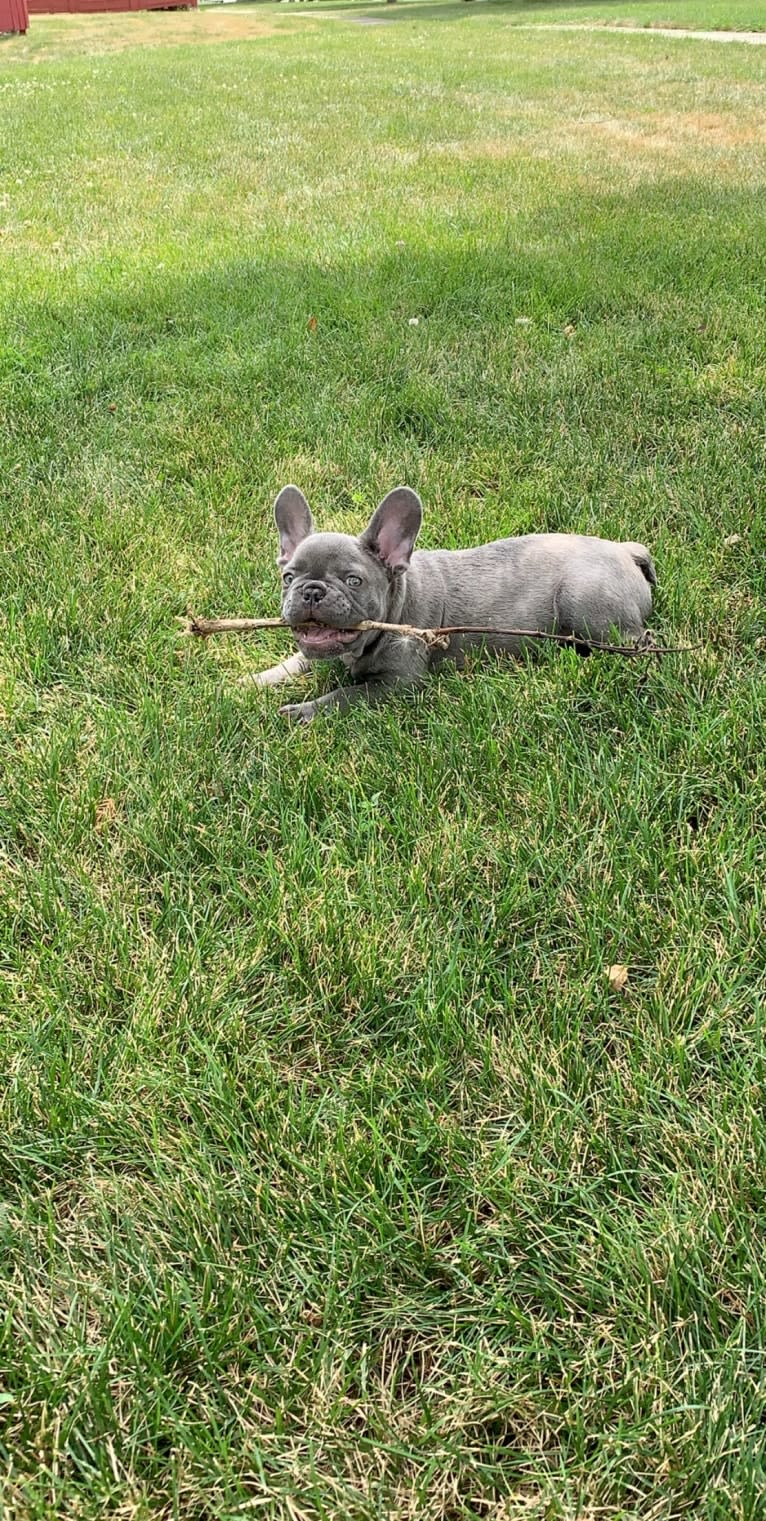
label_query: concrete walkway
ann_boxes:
[298,10,766,43]
[525,24,766,46]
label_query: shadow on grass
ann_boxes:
[291,0,667,24]
[2,186,751,431]
[5,177,762,493]
[4,174,764,688]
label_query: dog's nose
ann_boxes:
[301,581,326,607]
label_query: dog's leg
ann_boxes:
[280,676,424,724]
[238,651,311,690]
[280,684,377,724]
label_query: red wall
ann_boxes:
[0,0,28,31]
[27,0,196,11]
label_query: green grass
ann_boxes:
[496,0,766,33]
[2,5,766,1517]
[322,0,766,34]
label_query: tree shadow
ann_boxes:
[5,172,762,683]
[305,0,665,24]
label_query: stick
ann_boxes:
[182,613,700,658]
[184,615,286,637]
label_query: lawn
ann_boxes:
[1,4,765,1517]
[321,0,766,33]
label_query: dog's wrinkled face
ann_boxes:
[274,485,422,660]
[280,532,388,658]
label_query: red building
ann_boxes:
[26,0,195,13]
[1,0,28,31]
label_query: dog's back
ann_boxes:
[402,533,655,650]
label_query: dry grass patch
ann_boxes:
[5,5,298,64]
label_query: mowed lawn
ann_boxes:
[2,3,766,1516]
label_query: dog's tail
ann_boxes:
[626,542,657,587]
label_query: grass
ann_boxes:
[316,0,766,34]
[493,0,766,33]
[1,3,766,1516]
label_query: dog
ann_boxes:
[247,485,656,721]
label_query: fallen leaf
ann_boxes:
[723,533,742,547]
[606,963,629,993]
[95,798,117,830]
[307,315,317,332]
[563,323,576,337]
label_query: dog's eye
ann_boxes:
[346,574,362,588]
[282,572,294,586]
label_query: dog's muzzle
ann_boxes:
[290,621,362,657]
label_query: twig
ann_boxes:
[182,613,700,658]
[183,615,286,637]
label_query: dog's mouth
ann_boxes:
[292,621,362,655]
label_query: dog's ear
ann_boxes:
[360,487,422,573]
[274,486,314,567]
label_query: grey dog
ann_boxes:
[248,485,656,722]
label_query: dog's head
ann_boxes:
[274,485,422,659]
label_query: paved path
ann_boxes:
[525,24,766,46]
[293,9,766,42]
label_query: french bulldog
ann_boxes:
[248,485,656,722]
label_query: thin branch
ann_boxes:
[181,613,700,658]
[183,615,286,637]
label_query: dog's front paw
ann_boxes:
[279,699,321,724]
